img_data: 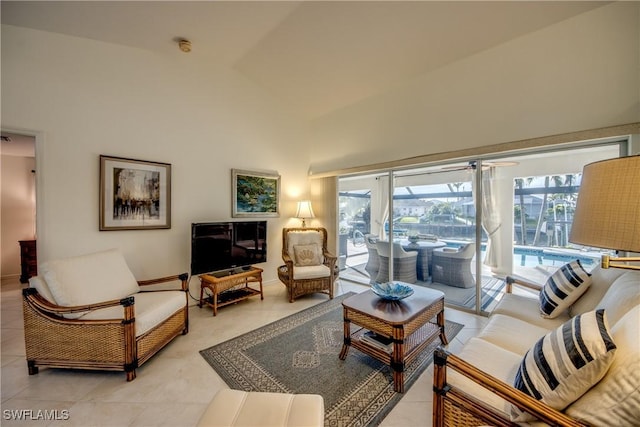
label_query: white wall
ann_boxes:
[1,25,312,296]
[309,2,640,174]
[1,154,36,279]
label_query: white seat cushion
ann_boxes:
[79,291,185,337]
[39,248,140,307]
[198,389,324,427]
[448,337,522,418]
[292,264,331,280]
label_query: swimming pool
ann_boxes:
[445,241,600,268]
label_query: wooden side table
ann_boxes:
[339,286,447,392]
[198,267,263,316]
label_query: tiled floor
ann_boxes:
[1,277,488,427]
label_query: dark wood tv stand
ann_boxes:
[198,266,263,316]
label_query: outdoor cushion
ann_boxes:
[565,305,640,425]
[79,291,186,337]
[292,264,331,280]
[512,309,616,421]
[39,248,140,307]
[293,244,322,266]
[539,260,591,319]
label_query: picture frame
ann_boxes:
[232,169,280,218]
[99,155,171,230]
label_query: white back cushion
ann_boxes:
[570,264,627,316]
[40,249,140,307]
[596,271,640,327]
[287,231,323,265]
[28,276,55,303]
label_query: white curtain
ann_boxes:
[371,176,389,240]
[479,167,501,268]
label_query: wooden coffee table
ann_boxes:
[338,286,447,392]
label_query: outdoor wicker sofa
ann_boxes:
[22,248,189,381]
[433,264,639,426]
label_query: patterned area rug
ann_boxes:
[200,292,463,426]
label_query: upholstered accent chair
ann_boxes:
[375,242,418,284]
[22,248,189,381]
[432,243,475,288]
[277,227,337,303]
[364,234,379,282]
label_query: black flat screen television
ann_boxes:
[191,221,267,275]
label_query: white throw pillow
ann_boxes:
[293,244,322,266]
[539,259,591,318]
[511,309,616,421]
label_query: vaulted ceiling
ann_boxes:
[1,1,608,119]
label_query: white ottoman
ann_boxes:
[197,389,324,427]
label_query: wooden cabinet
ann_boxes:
[19,239,37,283]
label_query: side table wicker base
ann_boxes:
[198,267,263,316]
[339,286,447,392]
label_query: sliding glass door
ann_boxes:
[338,139,626,315]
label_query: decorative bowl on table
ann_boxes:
[371,282,414,300]
[407,235,419,244]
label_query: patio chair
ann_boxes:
[432,243,475,288]
[375,242,418,284]
[277,227,337,302]
[364,234,379,282]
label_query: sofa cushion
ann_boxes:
[79,291,185,337]
[292,264,331,280]
[512,309,616,420]
[569,264,627,317]
[39,249,140,308]
[448,337,522,418]
[539,260,591,318]
[198,389,325,427]
[596,270,640,327]
[287,231,323,265]
[28,276,56,304]
[565,305,640,425]
[476,314,552,356]
[492,293,570,330]
[293,244,322,266]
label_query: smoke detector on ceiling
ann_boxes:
[178,39,192,53]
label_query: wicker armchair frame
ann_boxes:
[277,227,337,303]
[22,273,189,381]
[433,347,587,427]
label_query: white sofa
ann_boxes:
[433,264,640,426]
[23,248,189,381]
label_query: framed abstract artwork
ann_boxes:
[232,169,280,218]
[99,155,171,230]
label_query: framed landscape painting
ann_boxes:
[99,155,171,230]
[232,169,280,218]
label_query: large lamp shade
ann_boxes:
[569,155,640,253]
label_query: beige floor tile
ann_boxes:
[2,277,488,426]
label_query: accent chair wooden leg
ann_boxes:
[27,360,38,375]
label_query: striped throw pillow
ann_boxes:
[512,309,616,421]
[539,260,591,318]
